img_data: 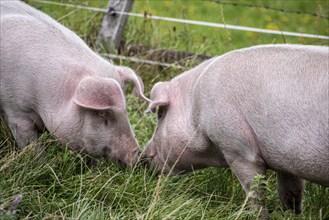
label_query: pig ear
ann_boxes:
[145,82,169,113]
[116,66,151,102]
[73,77,125,112]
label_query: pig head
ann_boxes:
[144,44,329,214]
[0,1,149,166]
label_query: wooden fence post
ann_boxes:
[97,0,133,52]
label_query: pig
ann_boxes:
[144,44,329,215]
[0,1,149,166]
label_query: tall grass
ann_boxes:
[1,0,329,219]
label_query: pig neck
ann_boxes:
[173,72,197,104]
[169,66,203,128]
[170,60,229,168]
[170,58,215,122]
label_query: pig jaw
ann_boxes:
[64,136,140,167]
[145,126,223,175]
[58,128,141,167]
[107,134,141,167]
[50,104,141,167]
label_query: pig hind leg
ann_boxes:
[277,171,303,214]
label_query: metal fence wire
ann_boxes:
[30,0,329,68]
[209,0,329,20]
[33,0,329,40]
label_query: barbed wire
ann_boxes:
[208,0,329,20]
[32,0,329,40]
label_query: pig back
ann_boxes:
[0,1,101,112]
[194,44,329,185]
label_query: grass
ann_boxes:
[1,0,329,219]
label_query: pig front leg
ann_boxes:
[277,171,303,214]
[6,114,40,148]
[206,108,268,217]
[224,152,268,217]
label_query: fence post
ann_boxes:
[97,0,133,52]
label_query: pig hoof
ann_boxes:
[282,191,302,214]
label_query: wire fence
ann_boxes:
[33,0,329,40]
[32,0,329,68]
[208,0,329,20]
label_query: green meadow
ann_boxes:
[1,0,328,219]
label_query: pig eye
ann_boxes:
[98,112,106,117]
[97,111,114,125]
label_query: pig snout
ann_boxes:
[115,148,141,167]
[107,138,141,167]
[139,144,157,169]
[141,141,157,164]
[141,142,180,174]
[100,145,140,167]
[123,146,141,167]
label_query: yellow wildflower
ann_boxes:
[266,23,279,30]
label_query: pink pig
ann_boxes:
[144,44,329,215]
[0,1,148,166]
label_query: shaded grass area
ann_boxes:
[1,0,329,219]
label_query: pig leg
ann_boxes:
[225,154,268,216]
[6,114,39,148]
[210,110,268,216]
[6,114,46,159]
[277,171,303,214]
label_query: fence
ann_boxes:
[32,0,329,68]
